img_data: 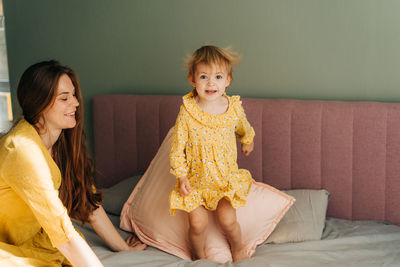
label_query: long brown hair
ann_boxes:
[17,60,102,223]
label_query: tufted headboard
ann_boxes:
[93,94,400,226]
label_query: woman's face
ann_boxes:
[41,74,79,132]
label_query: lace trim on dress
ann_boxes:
[182,91,240,128]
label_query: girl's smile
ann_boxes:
[189,63,232,104]
[205,89,217,95]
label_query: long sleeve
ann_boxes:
[234,98,255,145]
[0,136,78,248]
[169,106,189,178]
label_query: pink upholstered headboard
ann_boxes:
[93,94,400,225]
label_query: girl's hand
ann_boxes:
[242,142,254,156]
[179,176,192,196]
[126,235,147,251]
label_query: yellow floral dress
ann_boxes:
[169,92,255,215]
[0,119,79,266]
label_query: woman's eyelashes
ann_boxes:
[59,94,75,102]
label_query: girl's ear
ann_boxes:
[225,75,232,87]
[188,74,196,87]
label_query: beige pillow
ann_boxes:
[266,189,329,244]
[120,129,295,263]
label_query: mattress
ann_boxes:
[74,214,400,267]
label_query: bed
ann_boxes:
[74,94,400,266]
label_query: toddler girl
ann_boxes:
[169,45,255,262]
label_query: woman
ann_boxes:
[0,60,145,267]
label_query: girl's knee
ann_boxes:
[216,199,238,231]
[189,209,208,234]
[189,216,208,234]
[218,216,237,232]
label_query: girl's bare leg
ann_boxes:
[216,198,249,262]
[188,205,208,260]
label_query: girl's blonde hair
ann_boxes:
[187,45,240,78]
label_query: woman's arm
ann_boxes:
[57,235,103,267]
[2,137,104,266]
[89,205,146,251]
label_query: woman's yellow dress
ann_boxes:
[0,119,79,266]
[169,92,255,215]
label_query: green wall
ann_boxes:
[4,0,400,148]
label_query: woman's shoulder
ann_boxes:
[1,119,42,154]
[0,120,49,175]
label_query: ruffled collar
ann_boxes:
[182,91,237,128]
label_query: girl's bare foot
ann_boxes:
[232,245,250,262]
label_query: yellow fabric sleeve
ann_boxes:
[1,137,78,248]
[233,97,255,145]
[169,106,189,178]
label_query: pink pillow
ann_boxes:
[120,129,295,263]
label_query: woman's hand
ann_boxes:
[241,142,254,156]
[126,235,147,250]
[89,205,146,252]
[179,176,191,197]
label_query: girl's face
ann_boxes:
[41,74,79,133]
[189,63,231,102]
